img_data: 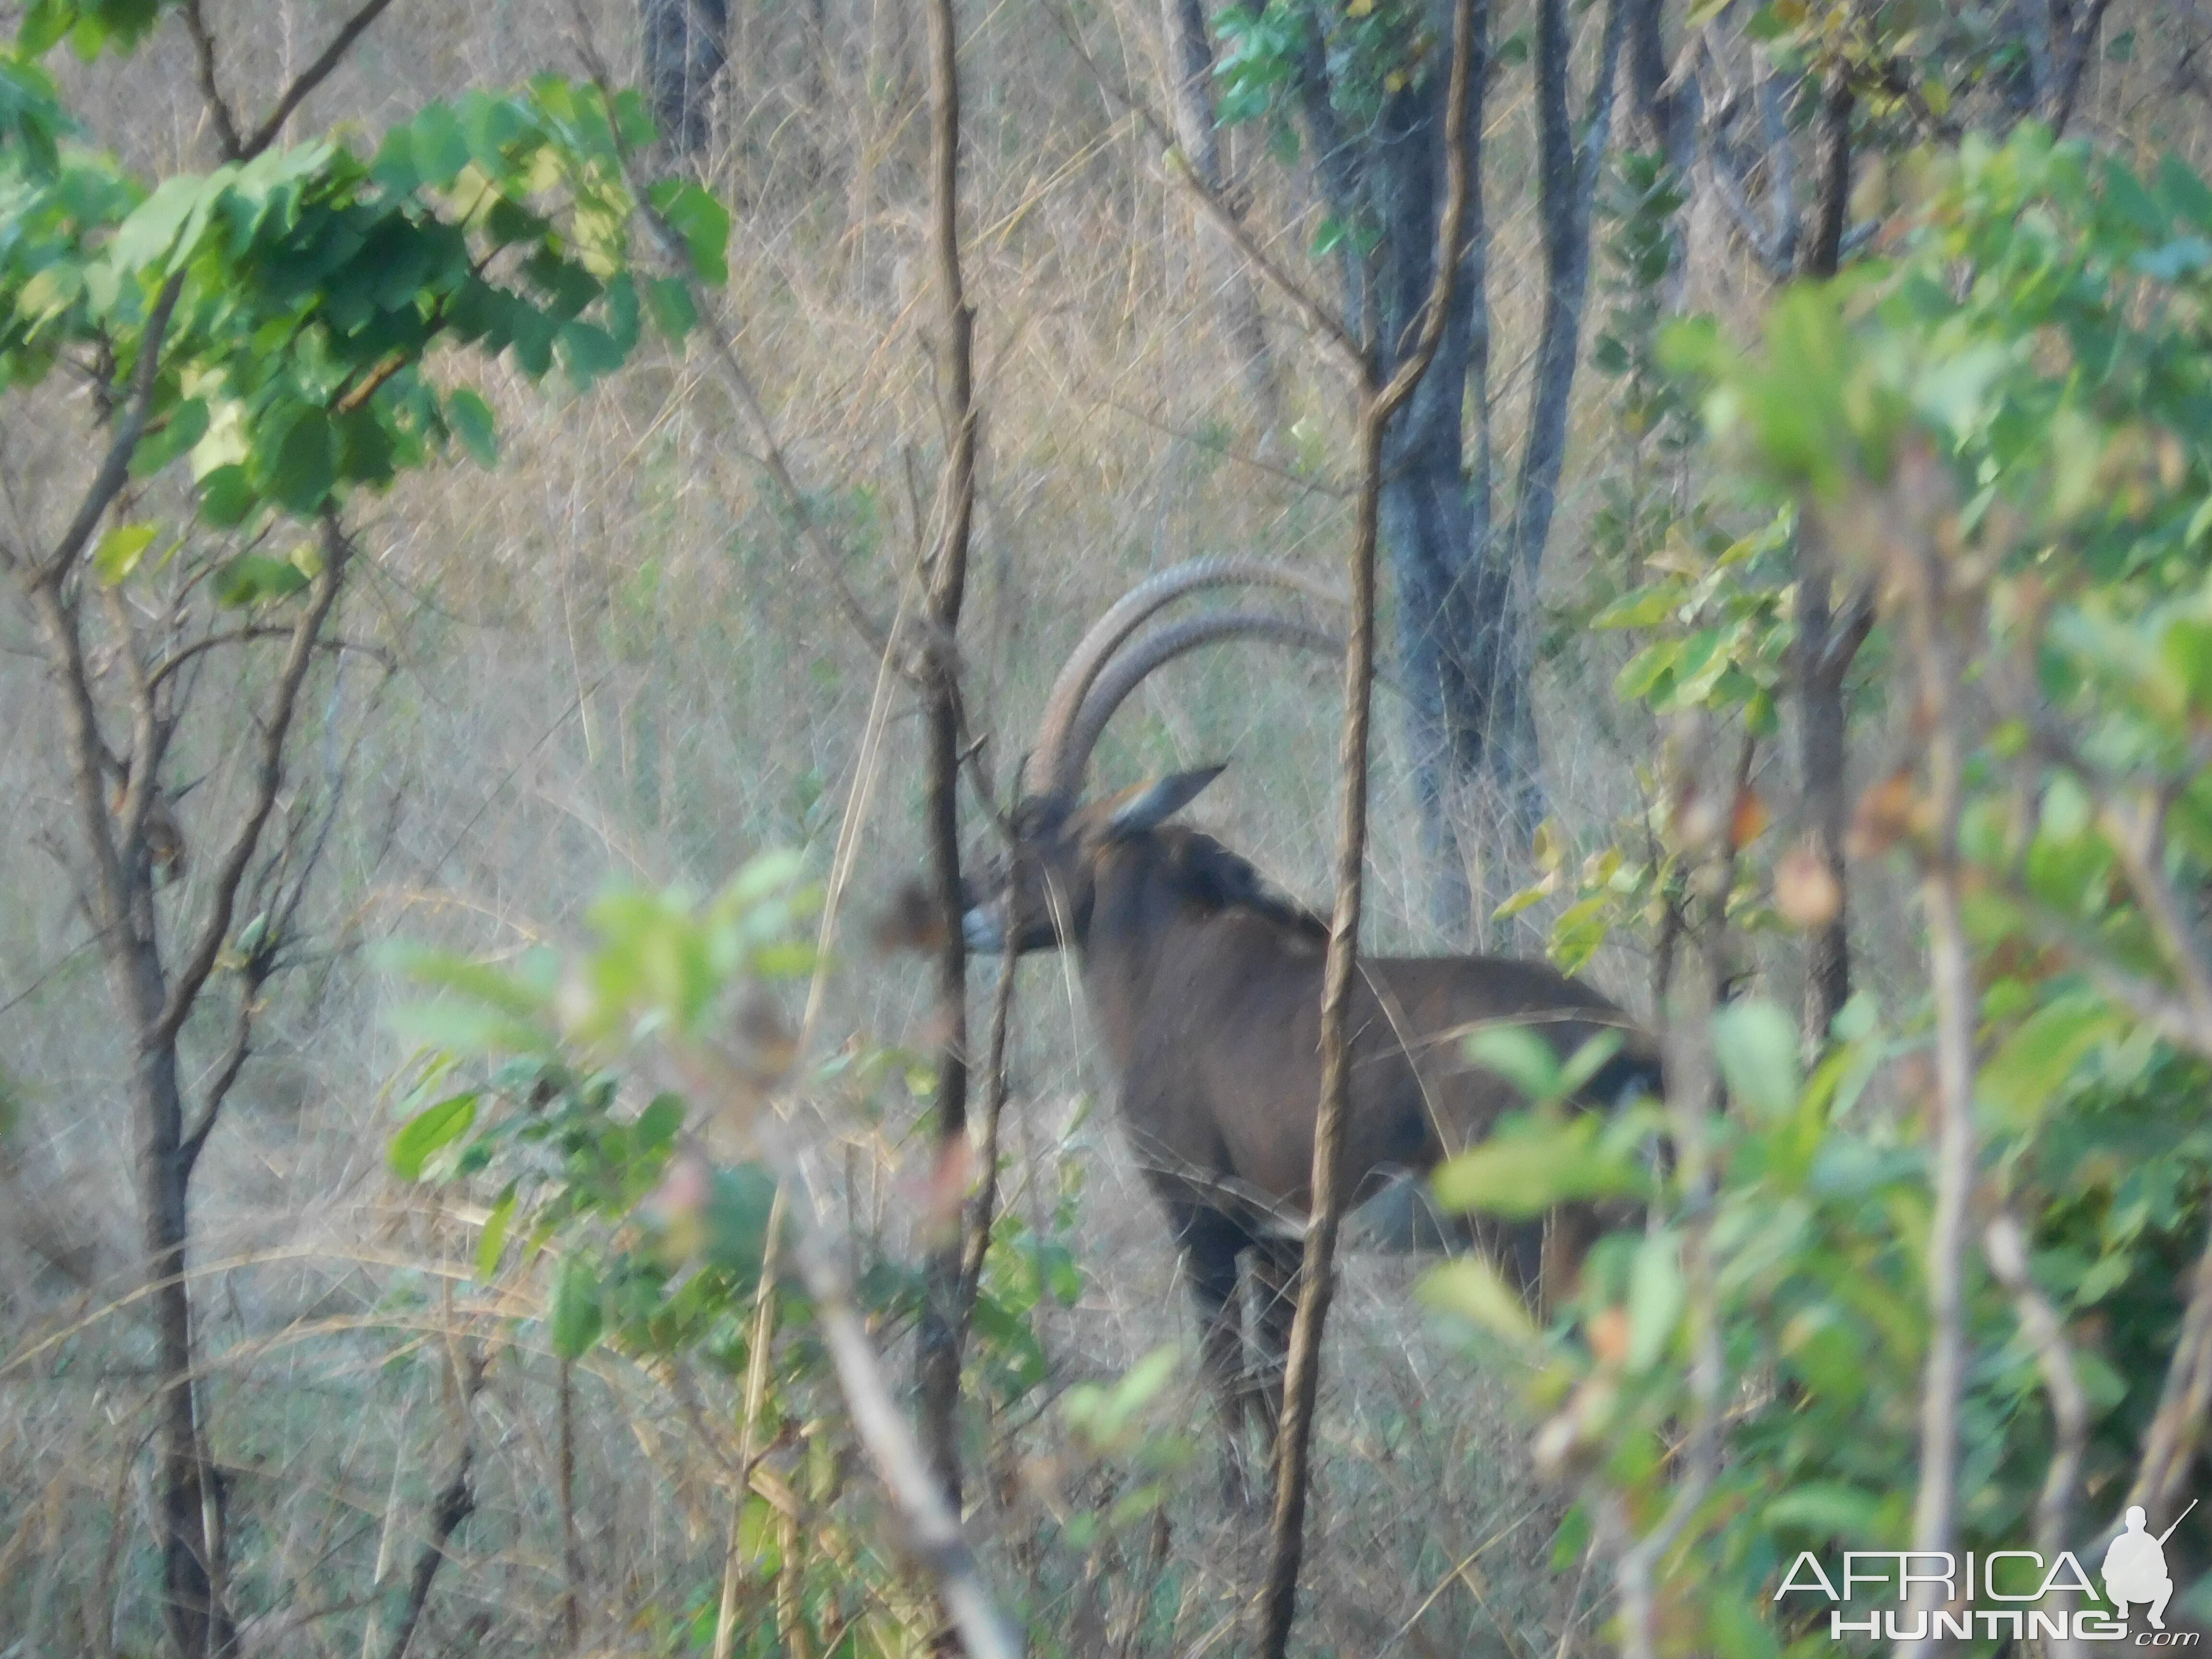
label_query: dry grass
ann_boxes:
[2,0,2204,1653]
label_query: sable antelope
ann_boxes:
[962,559,1661,1503]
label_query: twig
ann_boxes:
[181,0,246,160]
[559,1358,581,1650]
[382,1349,485,1659]
[154,513,353,1048]
[147,627,393,693]
[1890,468,1981,1658]
[1045,0,1362,376]
[915,0,980,1512]
[1984,1212,2088,1563]
[713,1184,789,1659]
[960,956,1021,1311]
[240,0,401,160]
[2126,1209,2212,1524]
[739,1108,1024,1659]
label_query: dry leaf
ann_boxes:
[1774,839,1843,928]
[1587,1305,1631,1368]
[1729,787,1772,851]
[1848,770,1916,857]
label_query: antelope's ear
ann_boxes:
[1104,764,1227,837]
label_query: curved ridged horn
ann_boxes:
[1061,611,1343,793]
[1026,558,1343,798]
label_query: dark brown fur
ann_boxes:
[966,772,1661,1505]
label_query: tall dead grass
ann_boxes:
[1,0,2200,1652]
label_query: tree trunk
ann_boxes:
[916,0,977,1512]
[1794,58,1868,1051]
[641,0,730,156]
[131,1016,233,1659]
[1368,9,1489,939]
[1160,0,1283,430]
[1474,0,1624,905]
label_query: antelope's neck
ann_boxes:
[1074,843,1186,1076]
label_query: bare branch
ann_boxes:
[1259,2,1476,1652]
[2128,1210,2212,1523]
[382,1347,484,1659]
[1887,476,1983,1609]
[180,970,262,1178]
[240,0,401,160]
[1985,1212,2088,1562]
[2048,0,2114,139]
[155,514,353,1047]
[39,272,186,588]
[23,582,130,928]
[722,1105,1021,1659]
[959,956,1021,1311]
[148,626,393,693]
[180,0,246,160]
[1045,0,1363,375]
[916,0,978,1508]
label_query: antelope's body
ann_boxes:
[962,560,1659,1503]
[1079,821,1649,1243]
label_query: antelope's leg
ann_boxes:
[1246,1238,1300,1456]
[1170,1202,1257,1509]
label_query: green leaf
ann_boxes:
[1419,1256,1539,1346]
[445,388,497,467]
[1431,1116,1638,1218]
[1765,1482,1884,1543]
[704,1161,781,1283]
[1466,1025,1565,1104]
[110,172,205,270]
[549,1254,604,1358]
[1614,639,1680,702]
[93,521,157,586]
[1625,1232,1683,1372]
[643,275,697,339]
[212,553,310,607]
[648,179,730,285]
[1979,993,2121,1128]
[1592,588,1677,630]
[1710,1000,1800,1118]
[555,319,625,385]
[258,406,337,516]
[129,397,210,477]
[635,1093,685,1152]
[476,1188,516,1280]
[197,464,256,528]
[409,100,472,188]
[389,1092,479,1180]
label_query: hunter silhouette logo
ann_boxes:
[2105,1502,2194,1632]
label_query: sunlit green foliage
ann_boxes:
[381,854,1111,1653]
[1441,126,2212,1654]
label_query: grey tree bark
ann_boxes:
[642,0,730,156]
[1291,0,1622,939]
[1161,0,1285,431]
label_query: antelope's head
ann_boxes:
[962,558,1342,957]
